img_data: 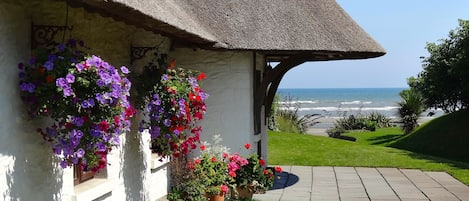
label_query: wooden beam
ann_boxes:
[254,52,310,121]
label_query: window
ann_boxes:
[74,161,96,185]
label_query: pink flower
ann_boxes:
[228,161,240,172]
[195,158,201,164]
[220,185,228,193]
[222,152,229,158]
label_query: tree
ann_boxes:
[409,19,469,113]
[397,89,425,134]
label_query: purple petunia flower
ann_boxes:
[44,60,54,71]
[149,127,161,138]
[91,129,101,137]
[18,72,25,78]
[56,78,68,88]
[95,142,107,152]
[95,93,106,104]
[81,99,95,108]
[18,63,24,69]
[57,44,65,52]
[75,148,85,158]
[161,74,169,81]
[65,73,75,83]
[87,55,102,67]
[29,57,36,65]
[62,86,73,97]
[48,54,57,62]
[60,161,68,168]
[71,116,84,127]
[46,127,57,138]
[20,82,36,93]
[75,63,84,72]
[71,129,84,139]
[163,119,171,127]
[68,38,76,47]
[96,79,105,87]
[120,66,129,74]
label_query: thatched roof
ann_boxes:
[73,0,385,60]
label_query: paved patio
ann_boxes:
[253,166,469,201]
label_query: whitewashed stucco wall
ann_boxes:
[0,1,171,201]
[169,49,262,156]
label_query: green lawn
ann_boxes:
[391,110,469,162]
[268,130,469,185]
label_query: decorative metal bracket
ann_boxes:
[31,23,73,49]
[130,46,158,64]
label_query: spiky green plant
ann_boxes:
[397,89,425,134]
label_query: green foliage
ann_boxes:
[329,112,391,136]
[276,115,300,133]
[274,95,321,134]
[168,178,208,201]
[367,111,392,128]
[409,19,469,112]
[397,89,424,134]
[232,154,274,193]
[267,95,280,131]
[392,109,469,163]
[193,152,232,196]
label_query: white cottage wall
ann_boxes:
[0,3,71,201]
[0,1,171,200]
[169,49,258,155]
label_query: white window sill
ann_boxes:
[151,154,169,170]
[73,178,115,201]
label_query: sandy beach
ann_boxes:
[306,116,436,136]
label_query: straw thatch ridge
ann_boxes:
[75,0,385,59]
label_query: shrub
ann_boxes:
[397,89,424,134]
[274,95,321,134]
[368,111,392,128]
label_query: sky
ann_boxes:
[279,1,469,89]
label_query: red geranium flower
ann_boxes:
[99,120,109,131]
[200,145,206,151]
[244,143,251,150]
[275,166,283,173]
[197,73,206,81]
[259,159,265,166]
[211,157,217,162]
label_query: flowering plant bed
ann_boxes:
[230,144,280,198]
[19,39,134,171]
[136,55,208,158]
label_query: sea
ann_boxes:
[276,88,440,119]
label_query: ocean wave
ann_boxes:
[278,100,318,105]
[340,101,373,105]
[279,106,399,112]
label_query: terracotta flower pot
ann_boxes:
[206,193,225,201]
[236,187,254,199]
[230,186,254,199]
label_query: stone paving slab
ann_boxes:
[253,166,469,201]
